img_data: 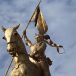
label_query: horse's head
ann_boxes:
[2,24,26,56]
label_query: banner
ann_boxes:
[31,6,48,35]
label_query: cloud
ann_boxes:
[53,47,76,76]
[0,0,76,76]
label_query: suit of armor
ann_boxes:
[24,33,51,76]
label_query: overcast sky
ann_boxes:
[0,0,76,76]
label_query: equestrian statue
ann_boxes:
[1,1,63,76]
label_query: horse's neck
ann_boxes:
[13,34,30,64]
[17,34,29,56]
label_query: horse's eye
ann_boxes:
[2,36,6,40]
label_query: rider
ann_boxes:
[23,31,51,76]
[23,30,63,76]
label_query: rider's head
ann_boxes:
[35,34,44,42]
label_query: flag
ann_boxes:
[31,6,48,35]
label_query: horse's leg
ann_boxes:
[11,63,27,76]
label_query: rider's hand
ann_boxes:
[22,30,27,38]
[23,30,26,36]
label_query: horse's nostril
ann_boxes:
[7,48,16,56]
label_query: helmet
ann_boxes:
[44,35,50,40]
[35,34,44,42]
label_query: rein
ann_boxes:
[4,41,17,76]
[4,58,13,76]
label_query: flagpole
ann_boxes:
[22,0,41,37]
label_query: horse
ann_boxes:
[2,24,42,76]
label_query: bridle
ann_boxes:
[3,36,17,45]
[7,41,17,45]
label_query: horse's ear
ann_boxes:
[14,24,20,30]
[1,26,6,32]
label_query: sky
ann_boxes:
[0,0,76,76]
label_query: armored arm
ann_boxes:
[44,39,63,54]
[23,30,32,47]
